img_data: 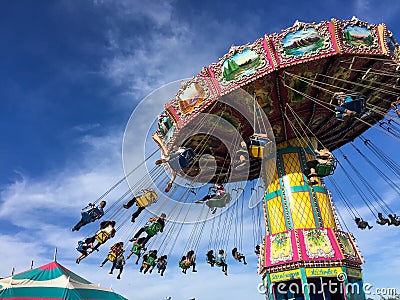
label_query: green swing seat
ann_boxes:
[131,243,142,255]
[205,193,231,209]
[147,256,156,266]
[315,162,336,177]
[215,259,225,267]
[145,222,163,237]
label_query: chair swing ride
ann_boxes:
[71,16,400,299]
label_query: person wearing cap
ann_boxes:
[130,213,166,246]
[72,200,107,231]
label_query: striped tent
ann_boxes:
[0,261,127,300]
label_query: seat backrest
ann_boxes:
[95,231,110,243]
[131,244,141,254]
[88,207,101,218]
[316,163,335,176]
[145,222,162,236]
[147,256,156,266]
[108,252,117,262]
[223,193,231,204]
[343,96,364,113]
[250,145,264,158]
[178,148,196,168]
[137,190,158,207]
[76,241,84,251]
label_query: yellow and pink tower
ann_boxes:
[259,139,365,300]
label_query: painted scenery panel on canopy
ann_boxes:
[178,82,207,115]
[283,28,324,56]
[343,25,374,47]
[221,49,261,82]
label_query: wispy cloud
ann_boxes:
[353,0,400,24]
[96,0,269,101]
[354,0,371,18]
[0,128,125,239]
[73,123,101,132]
[94,0,174,27]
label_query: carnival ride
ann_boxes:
[72,17,400,300]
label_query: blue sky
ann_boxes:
[1,0,400,299]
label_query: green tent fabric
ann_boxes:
[0,261,127,300]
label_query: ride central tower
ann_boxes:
[259,139,365,300]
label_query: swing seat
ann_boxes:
[249,145,265,158]
[107,252,117,262]
[206,193,231,208]
[249,136,272,158]
[145,222,162,237]
[169,148,196,170]
[147,257,156,266]
[81,207,102,222]
[115,261,124,269]
[131,244,142,255]
[215,260,223,267]
[335,93,365,114]
[315,163,335,177]
[76,241,84,252]
[95,230,110,244]
[342,99,364,114]
[179,261,186,269]
[136,190,158,207]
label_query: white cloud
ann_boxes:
[354,0,371,17]
[73,123,101,132]
[96,0,268,102]
[353,0,400,25]
[0,132,124,226]
[94,0,174,27]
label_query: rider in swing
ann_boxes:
[129,213,166,246]
[332,92,358,121]
[195,183,228,213]
[305,148,334,185]
[122,189,158,223]
[72,201,107,231]
[354,217,373,230]
[91,220,116,252]
[156,146,195,192]
[235,132,270,170]
[126,237,147,264]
